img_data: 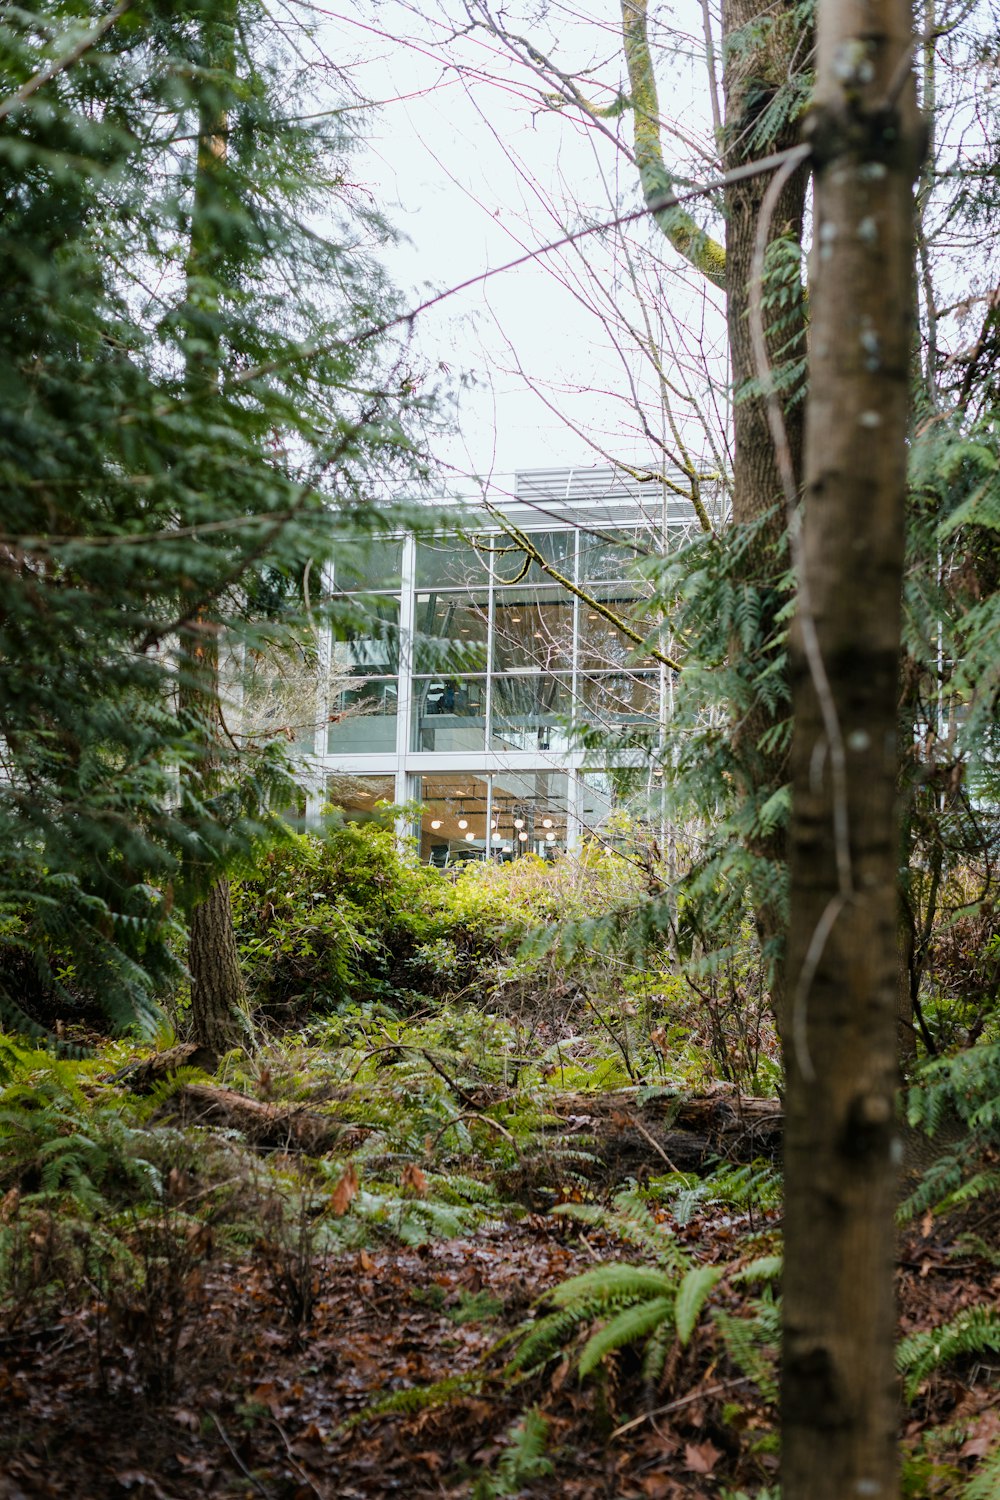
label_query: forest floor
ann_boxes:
[0,1016,998,1499]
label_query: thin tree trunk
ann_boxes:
[780,0,922,1493]
[179,2,245,1054]
[721,0,808,1035]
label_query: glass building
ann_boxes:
[310,467,719,861]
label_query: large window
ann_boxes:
[411,676,488,752]
[490,673,572,752]
[327,679,398,753]
[316,496,670,856]
[416,771,571,864]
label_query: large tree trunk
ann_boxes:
[780,0,922,1493]
[186,875,246,1053]
[721,0,809,1034]
[179,2,245,1055]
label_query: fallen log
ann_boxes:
[110,1048,780,1172]
[539,1086,783,1179]
[160,1082,345,1153]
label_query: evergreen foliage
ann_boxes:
[896,1305,1000,1404]
[0,0,430,1037]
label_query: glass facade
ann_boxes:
[311,468,710,858]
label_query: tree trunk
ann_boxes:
[187,875,246,1053]
[780,0,922,1493]
[721,0,809,1035]
[179,2,246,1055]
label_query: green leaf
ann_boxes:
[578,1296,674,1377]
[548,1263,674,1308]
[675,1264,724,1346]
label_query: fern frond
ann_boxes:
[675,1264,724,1346]
[896,1305,1000,1403]
[508,1300,604,1375]
[342,1370,478,1427]
[713,1297,781,1405]
[492,1407,553,1493]
[578,1295,674,1378]
[641,1313,674,1393]
[730,1254,783,1285]
[548,1263,674,1308]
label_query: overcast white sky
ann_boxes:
[324,0,730,499]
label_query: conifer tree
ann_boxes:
[0,0,426,1039]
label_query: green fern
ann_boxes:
[578,1295,675,1377]
[640,1313,675,1391]
[548,1263,676,1308]
[509,1251,734,1383]
[713,1295,781,1405]
[508,1296,615,1375]
[675,1264,725,1346]
[341,1370,480,1428]
[729,1254,783,1286]
[897,1305,1000,1403]
[476,1408,554,1497]
[554,1188,690,1273]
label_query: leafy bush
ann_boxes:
[231,819,461,1016]
[231,819,658,1022]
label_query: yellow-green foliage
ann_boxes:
[231,821,653,1019]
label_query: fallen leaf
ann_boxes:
[400,1163,427,1197]
[683,1439,723,1475]
[960,1408,1000,1460]
[330,1163,359,1216]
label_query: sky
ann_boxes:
[319,0,730,501]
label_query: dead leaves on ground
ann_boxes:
[0,1214,996,1497]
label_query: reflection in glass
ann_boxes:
[415,538,488,590]
[327,678,398,753]
[577,527,649,582]
[474,528,575,583]
[491,770,570,858]
[411,676,487,752]
[326,773,396,820]
[578,594,659,670]
[332,540,403,591]
[330,598,399,676]
[490,674,571,752]
[418,774,490,865]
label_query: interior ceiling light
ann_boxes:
[464,831,475,841]
[653,768,665,778]
[430,818,442,829]
[513,817,524,828]
[542,817,553,828]
[458,818,468,829]
[518,831,529,842]
[510,615,521,622]
[588,612,599,620]
[545,831,556,842]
